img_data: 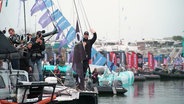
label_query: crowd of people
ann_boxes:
[7,28,45,81]
[3,28,98,91]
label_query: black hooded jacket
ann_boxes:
[83,32,97,60]
[30,37,45,59]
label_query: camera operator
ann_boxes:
[8,28,21,47]
[8,28,20,69]
[30,31,45,81]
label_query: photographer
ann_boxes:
[8,28,21,47]
[30,31,45,81]
[8,28,20,69]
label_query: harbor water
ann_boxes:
[99,80,184,104]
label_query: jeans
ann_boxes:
[30,59,43,81]
[11,59,20,69]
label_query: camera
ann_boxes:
[36,30,45,38]
[10,34,20,44]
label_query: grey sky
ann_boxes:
[0,0,184,42]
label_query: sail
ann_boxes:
[148,52,154,70]
[0,31,17,54]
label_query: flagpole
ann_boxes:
[23,0,27,36]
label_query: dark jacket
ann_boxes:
[9,34,21,46]
[30,37,45,60]
[83,32,97,60]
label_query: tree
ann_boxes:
[172,36,183,41]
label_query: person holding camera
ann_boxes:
[8,28,21,47]
[30,31,45,81]
[8,28,20,69]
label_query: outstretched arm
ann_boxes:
[90,28,97,44]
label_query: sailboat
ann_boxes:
[37,0,134,96]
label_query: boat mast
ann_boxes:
[73,0,83,34]
[23,0,27,36]
[118,0,121,41]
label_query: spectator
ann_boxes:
[8,28,20,69]
[30,31,45,81]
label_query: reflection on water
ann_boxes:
[99,80,184,104]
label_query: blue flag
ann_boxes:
[31,0,44,16]
[55,29,63,40]
[44,0,54,8]
[57,16,71,31]
[93,53,106,66]
[51,9,63,21]
[66,27,76,44]
[30,0,54,16]
[91,48,98,58]
[38,10,52,28]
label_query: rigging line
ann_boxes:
[78,0,88,31]
[72,2,75,26]
[79,0,91,29]
[76,6,83,35]
[56,0,63,13]
[73,0,83,35]
[49,69,64,86]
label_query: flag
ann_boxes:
[148,52,154,70]
[44,0,54,8]
[92,53,106,66]
[131,51,138,70]
[38,10,52,28]
[55,29,63,40]
[137,53,143,68]
[72,43,86,78]
[31,0,45,16]
[91,48,98,58]
[106,52,109,62]
[126,52,132,69]
[0,0,3,12]
[59,38,67,48]
[121,51,126,66]
[109,52,117,65]
[57,16,71,31]
[30,0,54,16]
[75,20,80,41]
[154,59,158,67]
[65,27,76,43]
[51,9,63,21]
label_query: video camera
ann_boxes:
[36,30,45,38]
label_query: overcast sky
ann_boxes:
[0,0,184,42]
